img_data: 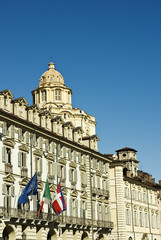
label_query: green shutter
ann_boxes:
[40,137,43,149]
[75,199,78,217]
[52,142,55,154]
[78,153,81,164]
[18,128,22,141]
[63,147,66,158]
[24,153,27,167]
[46,139,49,152]
[105,163,108,173]
[2,122,7,135]
[73,151,76,162]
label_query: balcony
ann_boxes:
[21,167,28,177]
[5,163,13,173]
[0,207,113,231]
[92,188,109,198]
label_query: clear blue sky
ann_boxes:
[0,1,161,181]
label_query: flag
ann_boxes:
[37,179,52,216]
[18,172,38,206]
[52,180,67,215]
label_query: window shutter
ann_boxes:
[40,158,42,172]
[85,201,87,210]
[24,153,27,167]
[73,151,76,162]
[106,179,109,191]
[97,177,100,189]
[8,196,11,209]
[63,166,66,179]
[70,199,73,216]
[11,126,15,139]
[75,199,78,217]
[2,146,6,163]
[18,152,21,167]
[102,205,105,221]
[39,137,43,150]
[53,162,57,176]
[57,144,61,156]
[80,200,83,218]
[99,161,102,171]
[32,134,36,147]
[74,169,77,182]
[63,147,66,158]
[2,122,7,135]
[2,184,6,195]
[92,202,95,220]
[18,128,22,141]
[26,131,29,144]
[33,195,37,212]
[11,186,15,197]
[105,163,108,173]
[68,148,71,160]
[78,153,81,164]
[57,164,61,178]
[69,169,72,182]
[46,139,49,152]
[51,142,55,154]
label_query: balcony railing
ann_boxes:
[5,163,13,173]
[0,207,113,229]
[21,167,28,177]
[92,188,109,198]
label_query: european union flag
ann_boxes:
[18,172,38,206]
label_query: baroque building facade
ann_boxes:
[0,62,112,240]
[0,61,160,240]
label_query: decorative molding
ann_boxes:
[18,144,29,152]
[80,192,88,199]
[50,184,56,192]
[69,161,77,168]
[79,165,86,172]
[33,149,43,157]
[46,153,55,160]
[3,138,15,148]
[58,158,67,165]
[70,189,78,197]
[3,174,15,183]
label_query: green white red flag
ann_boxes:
[37,179,51,216]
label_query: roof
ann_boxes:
[116,147,137,153]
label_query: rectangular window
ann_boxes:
[126,209,131,225]
[2,147,12,164]
[35,157,42,172]
[145,212,149,227]
[55,89,61,101]
[134,210,138,226]
[18,152,27,167]
[140,212,144,227]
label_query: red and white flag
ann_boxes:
[52,180,67,215]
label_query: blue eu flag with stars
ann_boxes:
[18,172,38,206]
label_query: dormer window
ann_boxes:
[55,89,61,101]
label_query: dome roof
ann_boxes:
[39,61,64,87]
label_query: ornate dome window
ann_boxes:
[55,89,61,101]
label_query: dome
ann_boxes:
[39,61,64,87]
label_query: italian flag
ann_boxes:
[37,179,52,216]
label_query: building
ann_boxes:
[0,61,160,240]
[110,147,161,240]
[0,62,113,240]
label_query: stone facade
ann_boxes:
[0,61,160,240]
[0,62,112,240]
[110,148,161,240]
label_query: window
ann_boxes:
[151,213,155,228]
[140,212,144,227]
[2,146,11,164]
[69,168,77,184]
[145,212,149,227]
[18,152,27,167]
[125,187,129,198]
[138,191,142,201]
[55,89,61,101]
[156,214,159,229]
[126,209,131,225]
[134,210,139,226]
[41,90,46,101]
[143,192,147,202]
[57,164,66,181]
[80,200,87,219]
[35,157,42,172]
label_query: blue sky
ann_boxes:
[0,1,161,181]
